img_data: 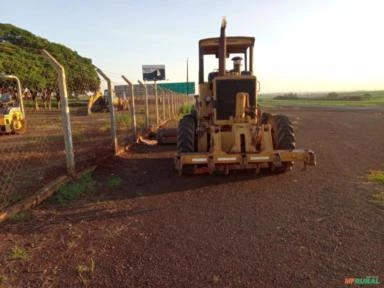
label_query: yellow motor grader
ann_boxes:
[0,74,26,135]
[175,19,316,175]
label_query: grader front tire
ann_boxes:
[270,115,295,172]
[177,115,195,153]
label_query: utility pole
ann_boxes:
[186,58,189,97]
[154,79,159,126]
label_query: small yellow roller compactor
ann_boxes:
[175,19,316,175]
[0,74,26,135]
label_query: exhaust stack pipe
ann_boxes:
[219,17,227,76]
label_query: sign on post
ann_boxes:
[158,82,195,95]
[142,65,166,81]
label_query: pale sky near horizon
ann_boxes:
[1,0,383,93]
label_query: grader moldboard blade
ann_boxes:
[156,119,178,144]
[174,18,316,176]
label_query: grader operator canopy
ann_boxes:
[199,37,254,55]
[199,36,255,83]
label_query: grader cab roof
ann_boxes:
[199,36,255,56]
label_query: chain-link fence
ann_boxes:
[0,51,193,211]
[0,66,66,210]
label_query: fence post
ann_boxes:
[171,92,175,119]
[166,90,171,120]
[161,88,166,121]
[42,49,76,177]
[178,93,181,116]
[154,81,159,126]
[121,75,137,139]
[138,80,149,131]
[95,68,118,155]
[174,93,178,118]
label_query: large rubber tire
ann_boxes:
[269,115,295,171]
[177,115,195,153]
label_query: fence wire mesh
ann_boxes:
[69,76,113,172]
[0,76,66,209]
[0,54,194,210]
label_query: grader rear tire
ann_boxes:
[177,115,195,153]
[270,115,295,172]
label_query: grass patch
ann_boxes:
[368,170,384,208]
[258,95,384,107]
[368,170,384,184]
[55,173,95,205]
[99,124,110,133]
[0,274,8,285]
[179,104,193,116]
[10,246,28,260]
[107,175,122,188]
[116,113,131,126]
[371,191,384,208]
[9,211,31,223]
[77,258,95,285]
[73,133,87,143]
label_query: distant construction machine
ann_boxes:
[0,74,26,134]
[175,19,316,175]
[87,89,128,115]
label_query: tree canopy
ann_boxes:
[0,23,100,94]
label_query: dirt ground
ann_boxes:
[0,107,383,287]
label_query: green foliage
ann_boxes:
[327,92,339,98]
[107,175,122,188]
[368,170,384,184]
[0,23,100,94]
[259,92,384,107]
[335,93,372,101]
[274,93,298,100]
[368,170,384,208]
[55,173,95,205]
[77,258,95,285]
[116,113,131,126]
[10,246,28,260]
[372,191,384,208]
[179,104,193,116]
[9,211,30,223]
[0,274,8,284]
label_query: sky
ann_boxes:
[1,0,383,93]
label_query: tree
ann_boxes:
[0,23,100,94]
[327,92,338,99]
